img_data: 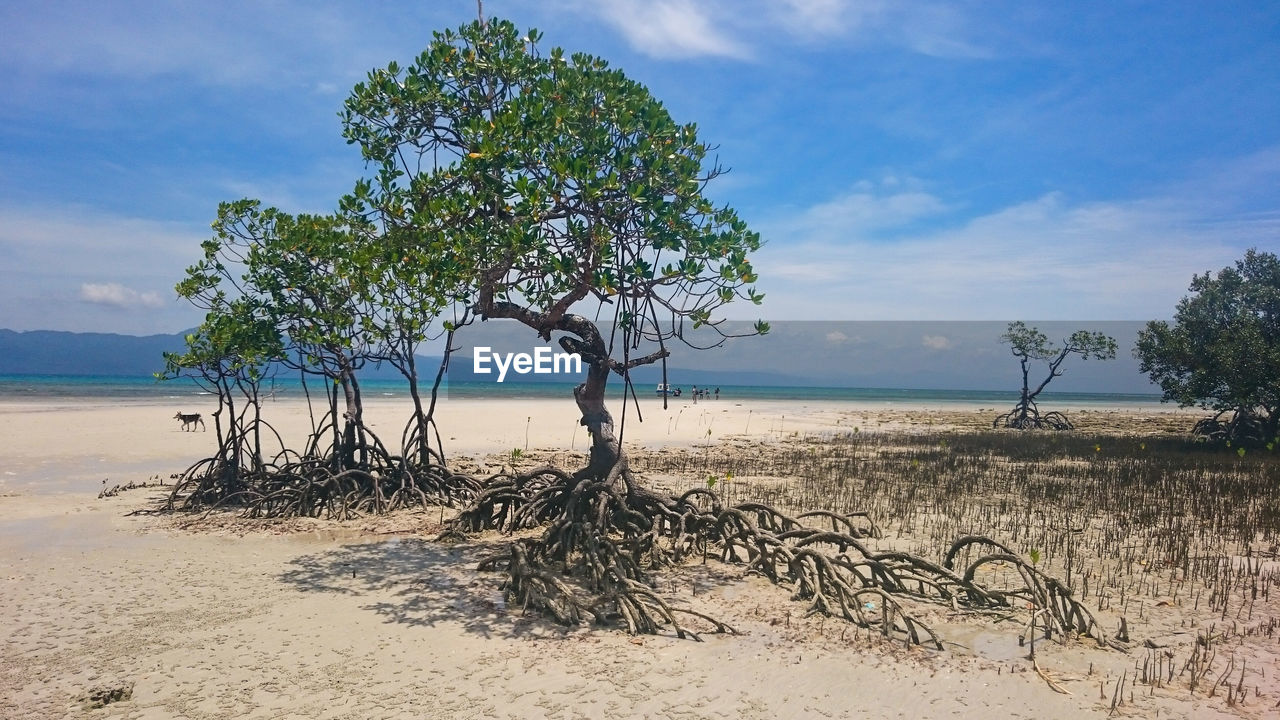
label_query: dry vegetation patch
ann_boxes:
[627,428,1280,714]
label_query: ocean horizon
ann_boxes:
[0,372,1169,408]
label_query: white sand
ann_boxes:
[0,396,1255,719]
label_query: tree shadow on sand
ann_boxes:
[277,536,577,640]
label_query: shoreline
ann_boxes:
[0,372,1170,406]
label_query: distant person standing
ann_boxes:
[715,387,720,400]
[692,385,698,403]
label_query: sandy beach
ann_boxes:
[1,395,1268,719]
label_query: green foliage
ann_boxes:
[182,201,380,379]
[999,321,1117,407]
[1001,321,1117,363]
[180,196,458,382]
[163,15,768,486]
[339,17,764,352]
[159,298,283,387]
[1135,249,1280,440]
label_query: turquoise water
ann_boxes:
[0,373,1166,407]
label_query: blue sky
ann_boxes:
[1,0,1277,335]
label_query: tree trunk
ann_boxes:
[422,330,456,464]
[337,363,365,469]
[572,355,625,486]
[211,375,229,463]
[1019,354,1032,408]
[477,296,638,492]
[403,350,429,463]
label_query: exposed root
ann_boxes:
[1033,656,1072,695]
[995,406,1074,431]
[447,469,1107,649]
[1193,409,1275,446]
[484,539,736,640]
[947,535,1105,645]
[159,441,482,520]
[493,540,584,626]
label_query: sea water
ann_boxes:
[0,373,1167,408]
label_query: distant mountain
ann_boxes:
[0,325,826,388]
[0,328,444,381]
[0,329,189,376]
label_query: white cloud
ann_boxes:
[922,334,951,350]
[579,0,995,61]
[0,2,419,88]
[747,188,1258,321]
[0,204,202,271]
[890,3,993,59]
[775,0,859,37]
[788,184,952,237]
[0,204,204,333]
[592,0,751,60]
[769,0,992,57]
[80,282,163,309]
[2,4,267,84]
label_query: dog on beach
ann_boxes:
[174,412,206,432]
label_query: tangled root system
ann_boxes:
[163,437,480,520]
[995,404,1075,431]
[446,467,1106,648]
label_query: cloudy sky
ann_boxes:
[1,1,1277,335]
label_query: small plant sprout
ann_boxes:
[1237,447,1246,458]
[706,474,717,490]
[1029,548,1042,566]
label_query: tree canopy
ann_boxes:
[341,19,763,341]
[1135,249,1280,443]
[994,321,1117,430]
[340,17,766,483]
